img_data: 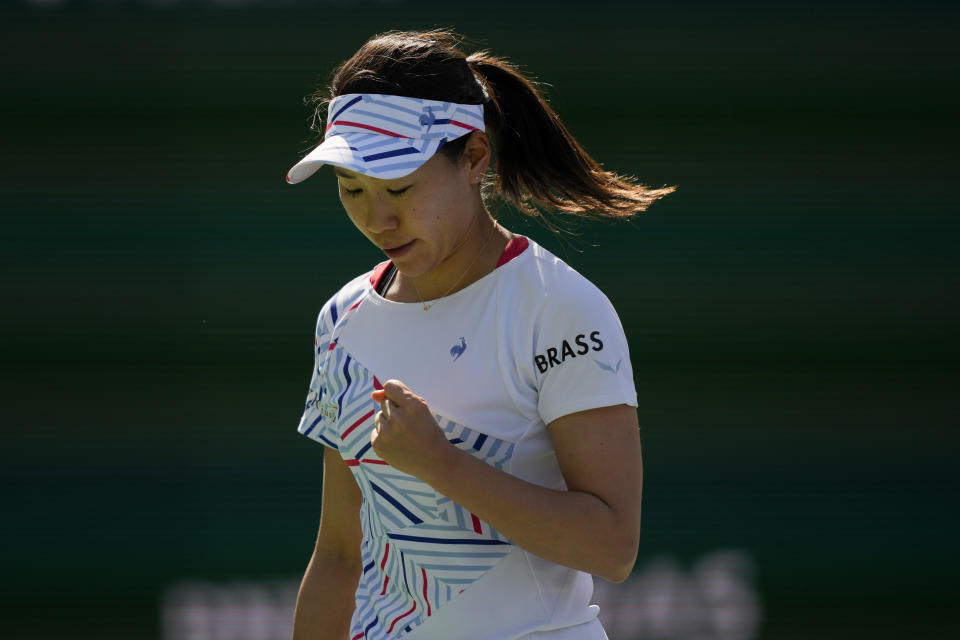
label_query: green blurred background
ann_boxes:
[2,1,957,638]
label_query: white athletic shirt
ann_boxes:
[297,237,637,640]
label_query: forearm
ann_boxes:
[422,447,637,582]
[292,547,360,640]
[371,383,641,582]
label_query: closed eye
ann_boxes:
[340,185,408,197]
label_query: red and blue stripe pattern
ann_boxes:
[298,278,369,449]
[286,93,485,183]
[297,276,515,639]
[346,406,515,639]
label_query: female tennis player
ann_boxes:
[287,30,673,640]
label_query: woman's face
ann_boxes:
[333,148,483,279]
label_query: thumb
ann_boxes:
[371,389,387,403]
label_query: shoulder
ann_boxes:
[507,243,638,422]
[510,240,616,315]
[508,240,631,369]
[499,239,628,368]
[314,266,379,337]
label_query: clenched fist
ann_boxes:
[370,380,457,481]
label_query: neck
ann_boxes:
[400,214,510,304]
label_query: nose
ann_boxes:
[362,192,400,234]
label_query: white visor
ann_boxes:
[286,93,485,184]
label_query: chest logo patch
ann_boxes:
[450,336,467,361]
[318,400,339,423]
[535,330,603,373]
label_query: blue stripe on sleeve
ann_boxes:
[318,434,339,450]
[472,434,488,451]
[302,414,323,437]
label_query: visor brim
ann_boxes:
[286,133,438,184]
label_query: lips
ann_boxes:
[382,239,416,259]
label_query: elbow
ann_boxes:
[599,553,636,583]
[603,568,632,584]
[583,493,642,582]
[596,530,639,583]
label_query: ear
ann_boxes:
[462,131,492,178]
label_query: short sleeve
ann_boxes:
[294,272,373,449]
[296,298,341,450]
[533,286,637,426]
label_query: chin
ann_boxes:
[393,252,436,277]
[392,259,429,278]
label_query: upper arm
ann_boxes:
[548,404,643,549]
[315,446,363,563]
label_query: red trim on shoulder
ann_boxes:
[496,236,530,268]
[369,260,394,289]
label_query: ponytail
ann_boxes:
[319,29,674,220]
[467,52,675,219]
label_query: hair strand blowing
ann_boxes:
[466,51,675,219]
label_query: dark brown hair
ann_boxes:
[307,29,675,219]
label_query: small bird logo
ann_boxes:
[420,107,437,128]
[450,337,467,361]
